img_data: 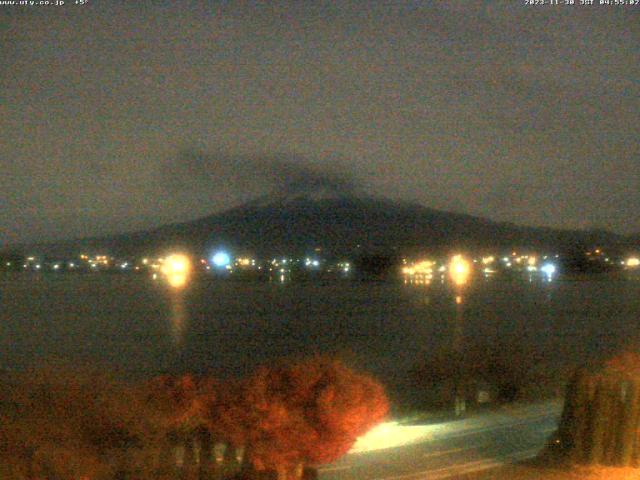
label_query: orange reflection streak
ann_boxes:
[168,290,187,346]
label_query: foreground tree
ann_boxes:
[557,351,640,467]
[144,374,219,479]
[0,364,165,480]
[227,357,389,480]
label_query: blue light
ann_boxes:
[541,263,556,278]
[212,251,231,268]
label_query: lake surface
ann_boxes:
[1,272,640,401]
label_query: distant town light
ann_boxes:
[163,254,190,274]
[162,253,191,288]
[449,255,471,287]
[626,257,640,268]
[212,251,231,268]
[541,263,557,280]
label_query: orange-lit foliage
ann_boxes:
[604,351,640,378]
[144,374,218,434]
[233,357,389,474]
[0,360,387,479]
[206,378,250,447]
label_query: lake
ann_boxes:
[1,272,639,403]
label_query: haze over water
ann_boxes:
[1,272,639,399]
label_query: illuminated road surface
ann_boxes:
[319,400,562,480]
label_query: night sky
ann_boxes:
[1,1,638,246]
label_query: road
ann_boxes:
[319,400,563,480]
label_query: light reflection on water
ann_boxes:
[0,272,639,395]
[168,289,187,347]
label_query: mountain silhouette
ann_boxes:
[20,193,637,258]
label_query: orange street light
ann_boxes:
[449,255,471,287]
[626,257,640,268]
[162,253,192,288]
